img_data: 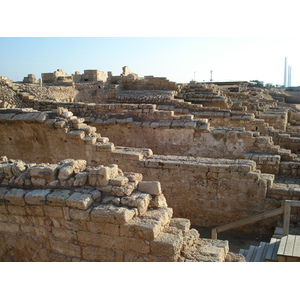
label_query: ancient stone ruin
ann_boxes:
[1,66,300,262]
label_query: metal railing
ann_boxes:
[211,200,300,240]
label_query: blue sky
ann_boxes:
[1,37,299,85]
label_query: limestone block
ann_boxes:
[67,130,85,139]
[11,160,26,177]
[0,222,20,233]
[7,205,26,216]
[24,189,51,205]
[25,205,44,216]
[123,172,143,182]
[44,206,64,218]
[77,231,115,248]
[29,164,58,181]
[3,188,27,206]
[49,239,81,258]
[114,236,150,254]
[69,208,91,221]
[121,192,151,215]
[0,187,10,200]
[82,245,115,261]
[150,232,183,257]
[102,196,121,206]
[91,204,136,225]
[169,218,191,233]
[20,224,49,238]
[151,194,168,208]
[87,221,120,236]
[58,165,74,181]
[31,177,47,186]
[121,218,162,240]
[88,164,118,186]
[109,176,129,186]
[138,181,162,196]
[52,227,76,242]
[111,182,136,197]
[141,207,173,227]
[66,192,93,210]
[46,189,73,206]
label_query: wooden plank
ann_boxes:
[283,201,291,235]
[261,242,269,262]
[253,242,266,262]
[284,235,296,257]
[265,240,276,260]
[277,236,287,256]
[213,207,284,234]
[246,245,256,262]
[290,200,300,207]
[271,240,280,261]
[292,235,300,258]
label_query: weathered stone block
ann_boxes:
[111,182,136,197]
[169,218,191,233]
[77,231,115,248]
[4,188,27,206]
[69,208,91,221]
[0,222,20,233]
[87,222,120,236]
[150,232,183,257]
[91,204,136,225]
[46,189,73,206]
[66,192,93,210]
[44,206,64,218]
[51,227,76,242]
[109,176,129,186]
[24,189,51,205]
[82,245,115,261]
[49,239,81,258]
[138,181,162,196]
[121,192,151,215]
[114,236,150,254]
[25,205,44,216]
[7,205,26,216]
[151,194,168,208]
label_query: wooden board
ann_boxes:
[253,242,266,262]
[245,245,256,262]
[292,235,300,258]
[284,235,296,257]
[277,235,287,256]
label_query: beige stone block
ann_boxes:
[121,218,162,240]
[87,222,120,236]
[121,192,151,215]
[123,172,143,182]
[46,189,73,206]
[82,246,115,262]
[150,232,183,257]
[111,182,136,197]
[114,236,150,254]
[0,222,20,233]
[91,204,136,225]
[29,164,58,181]
[66,192,93,210]
[24,189,51,205]
[52,227,76,241]
[138,181,162,196]
[88,164,118,186]
[20,224,49,238]
[3,188,27,206]
[69,208,91,221]
[44,206,64,218]
[49,239,81,258]
[77,231,115,248]
[141,207,173,227]
[169,218,191,233]
[109,176,129,186]
[24,205,44,216]
[7,205,26,216]
[151,194,168,208]
[0,204,8,214]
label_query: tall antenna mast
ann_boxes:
[284,57,287,87]
[210,70,213,81]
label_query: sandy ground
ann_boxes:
[193,226,272,254]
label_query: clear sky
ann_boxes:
[1,37,299,86]
[1,1,300,86]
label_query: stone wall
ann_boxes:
[1,157,232,262]
[0,108,281,233]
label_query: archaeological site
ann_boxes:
[1,66,300,262]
